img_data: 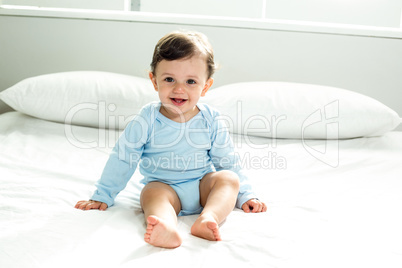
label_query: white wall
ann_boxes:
[0,14,401,130]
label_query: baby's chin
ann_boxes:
[160,104,199,122]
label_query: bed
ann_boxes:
[1,71,401,268]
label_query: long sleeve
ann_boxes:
[208,113,258,209]
[91,107,151,207]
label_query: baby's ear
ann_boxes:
[201,78,214,96]
[149,72,158,91]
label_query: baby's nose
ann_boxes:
[173,83,185,93]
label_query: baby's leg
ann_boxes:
[140,182,182,248]
[191,171,240,241]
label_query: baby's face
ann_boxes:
[150,55,213,123]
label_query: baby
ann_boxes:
[75,30,267,248]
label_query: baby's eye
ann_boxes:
[164,77,174,82]
[187,79,196,85]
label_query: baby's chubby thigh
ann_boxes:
[171,178,204,216]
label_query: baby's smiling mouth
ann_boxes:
[171,98,187,106]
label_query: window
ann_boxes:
[140,0,264,19]
[1,0,134,11]
[265,0,402,28]
[2,0,402,28]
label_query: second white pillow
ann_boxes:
[202,81,401,139]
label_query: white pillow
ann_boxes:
[0,71,158,129]
[202,82,401,139]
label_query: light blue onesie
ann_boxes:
[91,102,257,216]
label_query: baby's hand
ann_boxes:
[242,199,267,213]
[75,200,108,211]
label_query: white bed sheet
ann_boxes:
[1,111,402,268]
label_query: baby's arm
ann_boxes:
[75,105,151,209]
[209,113,264,212]
[75,200,108,211]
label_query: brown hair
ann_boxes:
[150,31,216,79]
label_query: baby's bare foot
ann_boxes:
[191,214,221,241]
[144,215,182,249]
